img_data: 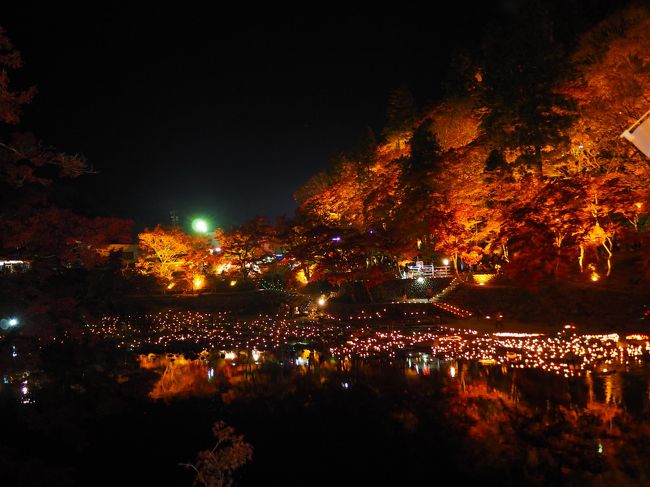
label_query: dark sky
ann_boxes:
[1,2,607,231]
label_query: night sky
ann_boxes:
[1,2,608,231]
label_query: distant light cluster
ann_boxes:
[91,310,352,351]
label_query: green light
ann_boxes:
[192,218,209,233]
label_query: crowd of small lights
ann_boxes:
[391,277,461,305]
[429,301,473,318]
[429,277,462,301]
[88,312,650,378]
[90,310,353,352]
[341,309,389,321]
[385,278,474,318]
[332,326,650,377]
[2,371,34,404]
[338,309,451,323]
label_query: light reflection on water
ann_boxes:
[93,310,650,412]
[89,310,650,413]
[137,347,650,416]
[6,309,650,416]
[1,371,35,404]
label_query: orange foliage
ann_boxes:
[562,6,650,176]
[215,217,275,279]
[290,8,650,284]
[297,161,365,227]
[426,97,482,151]
[137,225,210,286]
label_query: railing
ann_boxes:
[404,264,451,279]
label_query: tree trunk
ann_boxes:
[501,243,509,263]
[452,253,460,276]
[578,244,584,273]
[602,238,613,277]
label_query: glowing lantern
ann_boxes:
[167,282,175,290]
[318,296,326,306]
[295,269,308,285]
[193,276,204,290]
[449,365,456,378]
[590,272,600,282]
[442,258,450,266]
[472,274,495,285]
[230,280,237,287]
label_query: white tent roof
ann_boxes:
[621,108,650,158]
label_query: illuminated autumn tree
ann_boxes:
[136,226,208,288]
[386,158,442,266]
[360,154,404,230]
[434,225,467,276]
[573,188,618,278]
[566,5,650,164]
[599,173,648,234]
[282,223,330,285]
[500,177,584,282]
[295,159,365,228]
[561,5,650,234]
[304,229,353,285]
[433,143,502,271]
[489,6,650,284]
[426,96,482,152]
[305,227,391,288]
[215,217,275,280]
[296,139,407,232]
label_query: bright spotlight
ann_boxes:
[192,218,209,233]
[8,318,18,327]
